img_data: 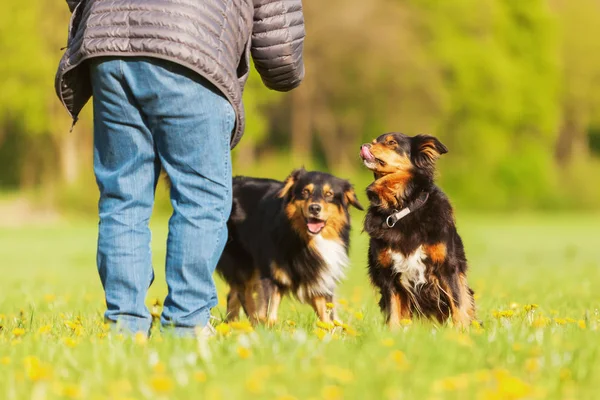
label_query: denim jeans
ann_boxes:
[90,57,234,336]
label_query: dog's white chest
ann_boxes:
[297,236,348,301]
[389,246,427,290]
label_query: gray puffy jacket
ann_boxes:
[56,0,305,148]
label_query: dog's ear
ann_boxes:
[412,134,448,169]
[278,168,306,198]
[344,184,364,211]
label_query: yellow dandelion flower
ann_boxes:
[38,325,52,335]
[559,368,572,381]
[389,350,409,370]
[12,328,25,337]
[1,356,10,365]
[326,302,335,310]
[150,375,173,394]
[152,362,166,374]
[63,337,78,348]
[446,332,473,347]
[322,385,343,400]
[523,304,538,312]
[44,294,56,303]
[230,320,253,333]
[578,320,586,329]
[343,326,358,337]
[381,338,394,347]
[493,310,514,319]
[215,323,231,335]
[194,371,207,382]
[62,383,81,399]
[314,328,328,341]
[554,318,567,325]
[524,358,540,373]
[354,311,364,320]
[237,346,252,359]
[245,378,263,394]
[134,332,148,346]
[512,343,522,352]
[107,379,132,396]
[493,371,532,398]
[316,321,334,331]
[531,316,550,328]
[399,319,412,326]
[323,366,354,384]
[23,356,53,382]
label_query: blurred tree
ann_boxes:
[551,0,600,165]
[0,0,72,189]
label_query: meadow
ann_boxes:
[1,213,599,399]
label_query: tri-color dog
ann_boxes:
[216,169,363,325]
[360,133,476,328]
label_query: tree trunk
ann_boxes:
[290,85,312,164]
[555,104,590,166]
[59,131,79,186]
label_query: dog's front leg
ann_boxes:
[309,295,333,324]
[257,278,282,326]
[225,287,242,322]
[382,289,411,329]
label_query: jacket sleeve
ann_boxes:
[251,0,306,92]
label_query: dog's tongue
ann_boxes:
[307,219,325,234]
[360,145,375,161]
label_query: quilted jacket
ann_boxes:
[55,0,305,148]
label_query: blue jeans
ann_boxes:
[90,57,234,336]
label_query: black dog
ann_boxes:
[360,133,476,328]
[217,168,363,325]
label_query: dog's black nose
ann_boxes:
[308,204,321,215]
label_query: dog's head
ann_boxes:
[279,168,363,239]
[359,133,448,180]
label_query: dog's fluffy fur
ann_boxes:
[360,133,476,328]
[217,169,363,325]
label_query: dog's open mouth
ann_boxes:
[360,146,385,168]
[306,218,326,234]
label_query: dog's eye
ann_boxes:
[387,140,397,146]
[302,189,310,198]
[325,191,334,200]
[378,159,386,166]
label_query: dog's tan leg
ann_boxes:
[387,291,411,329]
[457,274,476,323]
[441,275,474,329]
[225,288,241,322]
[310,295,332,324]
[267,286,282,326]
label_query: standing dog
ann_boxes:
[360,133,476,328]
[217,168,363,325]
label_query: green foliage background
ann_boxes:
[1,0,600,211]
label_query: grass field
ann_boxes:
[1,213,599,399]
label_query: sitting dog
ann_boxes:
[217,168,363,325]
[359,133,476,328]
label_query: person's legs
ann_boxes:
[90,58,160,335]
[121,59,235,336]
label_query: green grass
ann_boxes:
[1,213,599,399]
